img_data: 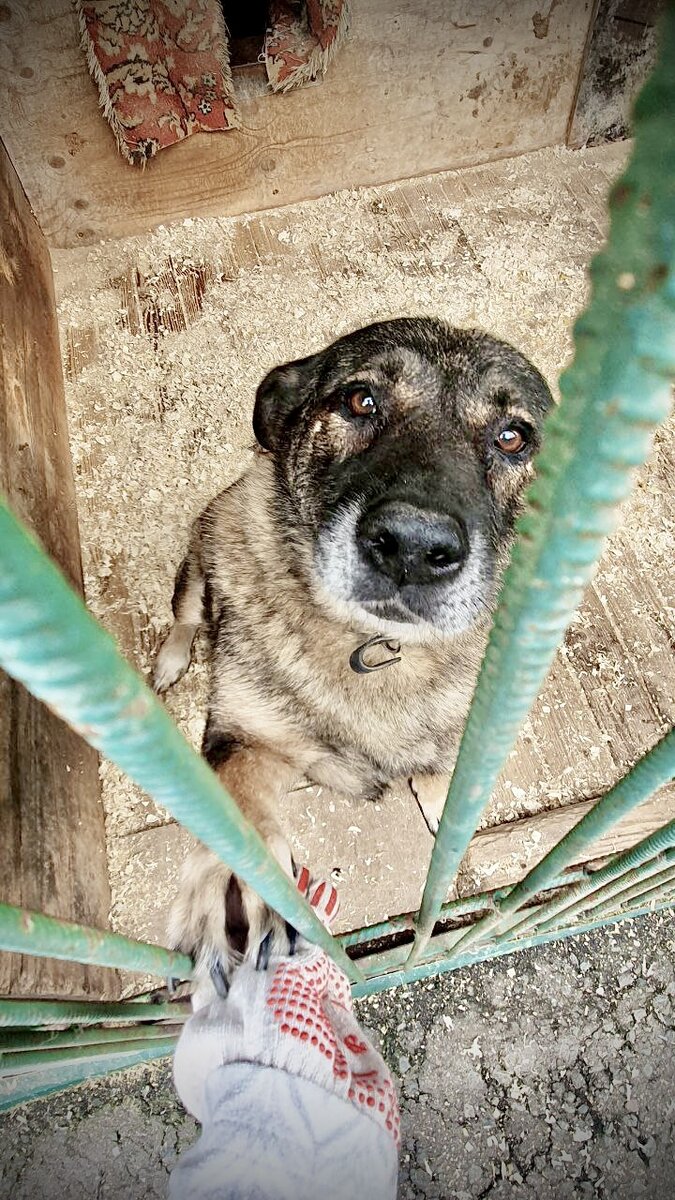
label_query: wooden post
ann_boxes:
[0,138,115,998]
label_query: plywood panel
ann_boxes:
[0,138,116,998]
[0,0,594,248]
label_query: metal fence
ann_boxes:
[1,10,674,1113]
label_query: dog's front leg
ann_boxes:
[153,542,205,693]
[409,773,451,835]
[168,744,300,992]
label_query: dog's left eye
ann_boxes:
[495,426,528,455]
[344,387,378,418]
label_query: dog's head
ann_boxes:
[254,318,552,641]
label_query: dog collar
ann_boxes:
[350,634,402,674]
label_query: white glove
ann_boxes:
[173,871,400,1148]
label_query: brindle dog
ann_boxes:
[153,317,552,987]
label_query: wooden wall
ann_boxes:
[0,0,595,248]
[0,138,114,998]
[568,0,664,146]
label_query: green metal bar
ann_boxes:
[506,829,675,939]
[352,822,675,980]
[0,1022,184,1058]
[538,854,675,935]
[408,11,675,968]
[454,740,675,951]
[338,870,589,950]
[0,999,189,1029]
[585,865,675,924]
[5,898,673,1105]
[0,501,361,984]
[617,880,675,914]
[0,1039,176,1112]
[340,893,496,950]
[352,895,675,999]
[630,883,675,912]
[1,1028,182,1075]
[0,903,192,980]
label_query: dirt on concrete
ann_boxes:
[1,909,673,1199]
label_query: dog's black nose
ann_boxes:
[358,501,468,586]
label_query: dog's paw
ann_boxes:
[409,774,449,836]
[153,624,195,693]
[168,842,296,995]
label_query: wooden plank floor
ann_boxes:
[52,142,674,951]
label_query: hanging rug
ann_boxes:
[77,0,350,165]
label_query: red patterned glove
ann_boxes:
[174,870,400,1148]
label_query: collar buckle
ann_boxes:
[350,634,402,674]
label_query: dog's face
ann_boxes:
[254,319,552,641]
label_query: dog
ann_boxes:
[153,317,552,987]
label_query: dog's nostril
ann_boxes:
[373,532,399,558]
[426,546,461,569]
[359,501,468,586]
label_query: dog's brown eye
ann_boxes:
[346,388,377,418]
[496,427,526,455]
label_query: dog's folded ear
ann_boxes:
[253,353,320,452]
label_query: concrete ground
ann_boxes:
[1,909,673,1199]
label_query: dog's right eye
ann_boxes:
[342,387,378,419]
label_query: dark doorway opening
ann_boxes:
[221,1,269,67]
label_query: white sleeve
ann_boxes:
[169,1062,398,1200]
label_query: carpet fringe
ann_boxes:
[267,0,351,94]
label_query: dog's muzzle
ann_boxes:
[313,494,492,639]
[357,500,469,587]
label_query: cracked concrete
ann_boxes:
[1,909,673,1198]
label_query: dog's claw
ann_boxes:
[152,623,196,693]
[256,931,273,972]
[210,960,230,998]
[409,775,446,838]
[169,841,296,994]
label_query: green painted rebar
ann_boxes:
[0,903,192,980]
[352,895,675,999]
[1,1027,183,1075]
[0,501,361,984]
[617,880,675,915]
[338,869,589,950]
[0,1039,177,1112]
[585,865,675,924]
[453,734,675,953]
[357,833,675,982]
[0,999,189,1029]
[4,896,669,1108]
[337,872,590,975]
[407,11,675,966]
[511,831,675,939]
[0,1022,184,1058]
[538,856,675,935]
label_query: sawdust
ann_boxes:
[52,141,674,942]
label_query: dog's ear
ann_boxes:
[253,353,320,452]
